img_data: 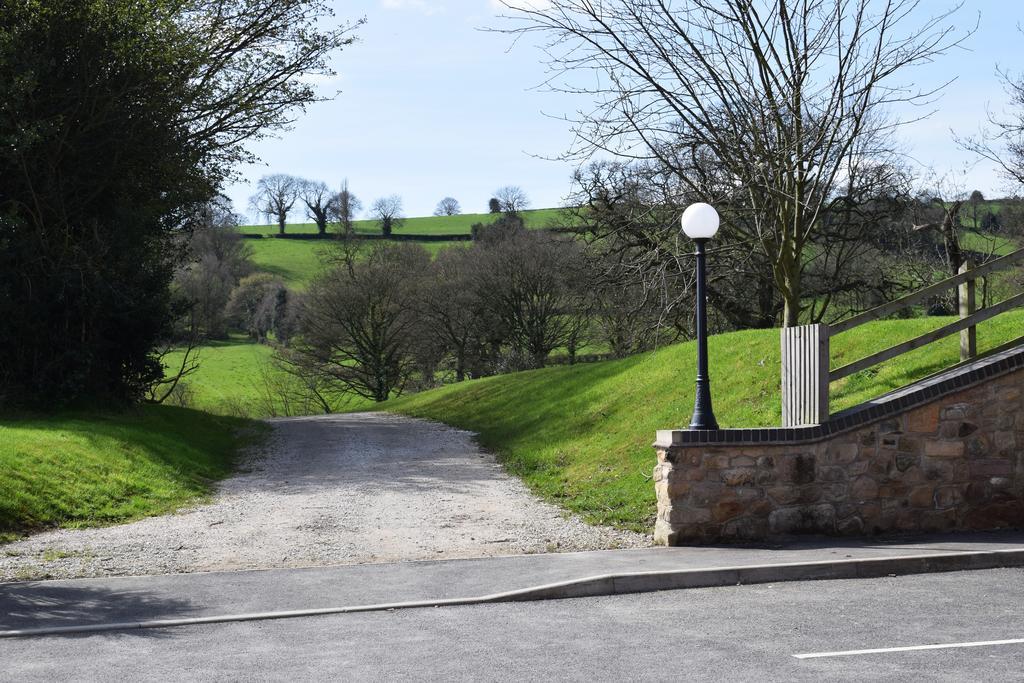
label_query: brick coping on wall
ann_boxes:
[655,345,1024,448]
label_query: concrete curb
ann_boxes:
[4,548,1023,639]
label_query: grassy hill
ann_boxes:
[0,406,265,541]
[384,310,1024,532]
[240,208,571,290]
[241,208,570,237]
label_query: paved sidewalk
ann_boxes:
[2,530,1023,636]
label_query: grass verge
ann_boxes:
[383,310,1024,532]
[0,405,267,541]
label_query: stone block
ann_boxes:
[868,453,893,476]
[994,431,1017,452]
[836,516,864,536]
[894,452,918,472]
[689,482,725,506]
[933,485,964,510]
[667,478,692,497]
[997,387,1021,403]
[964,481,989,503]
[921,509,957,532]
[878,482,910,499]
[767,486,801,506]
[821,483,847,502]
[731,456,755,467]
[827,443,860,465]
[684,468,706,481]
[768,504,835,535]
[704,454,730,470]
[775,453,816,484]
[966,436,990,459]
[907,406,939,434]
[846,460,869,477]
[711,499,747,523]
[653,518,679,546]
[768,508,803,535]
[748,499,774,518]
[818,466,846,483]
[721,517,767,540]
[965,501,1024,529]
[851,476,878,501]
[923,457,969,482]
[925,440,964,458]
[797,485,824,504]
[970,459,1013,478]
[897,437,922,454]
[990,477,1014,491]
[720,468,755,487]
[908,484,935,508]
[941,404,969,420]
[669,506,711,525]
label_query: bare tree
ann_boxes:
[370,195,404,237]
[472,229,589,367]
[330,179,362,236]
[299,179,334,235]
[434,197,461,216]
[493,185,530,215]
[416,248,493,381]
[291,243,430,401]
[958,42,1024,192]
[250,174,300,235]
[498,0,968,326]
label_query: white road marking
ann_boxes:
[794,638,1024,659]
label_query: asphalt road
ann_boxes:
[4,568,1022,681]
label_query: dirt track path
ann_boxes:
[1,413,647,581]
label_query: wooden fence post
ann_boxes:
[781,323,830,427]
[959,260,976,362]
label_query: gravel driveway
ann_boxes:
[1,413,648,582]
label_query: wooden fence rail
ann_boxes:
[781,248,1024,427]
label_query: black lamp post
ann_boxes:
[681,203,720,430]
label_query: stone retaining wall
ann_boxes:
[653,368,1024,544]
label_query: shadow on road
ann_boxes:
[0,581,197,637]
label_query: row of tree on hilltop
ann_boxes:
[249,174,532,236]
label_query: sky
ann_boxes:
[226,0,1024,223]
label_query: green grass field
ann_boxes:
[247,238,465,290]
[383,309,1024,532]
[960,229,1020,257]
[0,406,265,540]
[164,336,376,417]
[241,208,570,237]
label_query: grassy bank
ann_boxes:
[384,310,1024,532]
[0,405,266,541]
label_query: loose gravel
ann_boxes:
[0,413,648,582]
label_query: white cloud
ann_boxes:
[381,0,446,15]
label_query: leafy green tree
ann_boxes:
[0,0,359,407]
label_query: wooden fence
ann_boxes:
[781,248,1024,427]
